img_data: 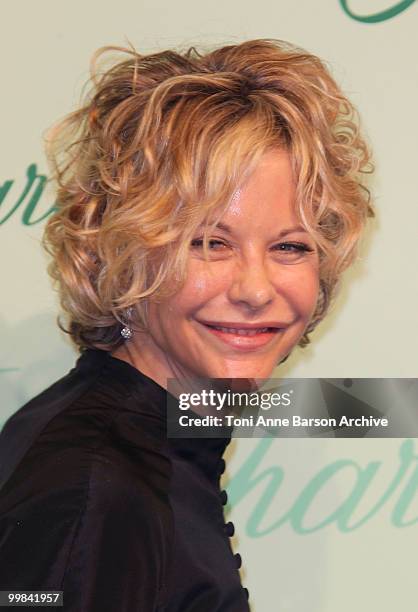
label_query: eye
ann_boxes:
[271,241,316,261]
[190,238,228,251]
[273,242,314,253]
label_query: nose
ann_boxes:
[227,255,276,310]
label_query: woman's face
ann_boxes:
[140,148,320,383]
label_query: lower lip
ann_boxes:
[200,324,282,351]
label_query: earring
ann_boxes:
[120,307,134,340]
[120,325,132,340]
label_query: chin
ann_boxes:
[208,359,278,382]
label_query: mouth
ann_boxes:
[197,320,285,350]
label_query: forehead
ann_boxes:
[212,148,298,229]
[236,148,294,197]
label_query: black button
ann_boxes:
[243,587,249,600]
[223,521,235,537]
[234,552,242,568]
[217,458,226,475]
[220,489,228,505]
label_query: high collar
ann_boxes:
[76,349,233,479]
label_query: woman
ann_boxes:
[0,39,374,610]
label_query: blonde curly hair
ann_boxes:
[43,38,375,352]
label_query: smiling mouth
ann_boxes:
[203,324,280,336]
[198,321,285,350]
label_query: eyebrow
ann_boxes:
[208,221,309,238]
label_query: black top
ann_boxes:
[0,349,250,611]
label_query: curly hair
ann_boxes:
[43,38,375,352]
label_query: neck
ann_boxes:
[111,335,261,420]
[111,333,172,390]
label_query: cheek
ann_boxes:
[165,264,229,316]
[304,279,320,317]
[298,270,320,315]
[275,265,320,316]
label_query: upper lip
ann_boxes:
[198,320,288,329]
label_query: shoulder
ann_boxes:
[0,348,167,491]
[0,352,174,604]
[0,347,173,509]
[0,355,173,525]
[0,347,174,568]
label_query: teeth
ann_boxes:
[212,326,271,335]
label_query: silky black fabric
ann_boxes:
[0,349,250,611]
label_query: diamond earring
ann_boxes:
[120,325,133,340]
[120,307,134,340]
